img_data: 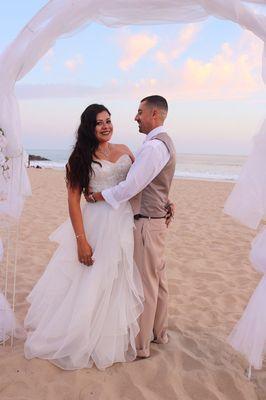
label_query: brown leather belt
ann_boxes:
[134,214,166,220]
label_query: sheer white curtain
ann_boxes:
[224,119,266,229]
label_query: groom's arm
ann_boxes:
[97,140,170,209]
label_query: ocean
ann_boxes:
[26,149,247,182]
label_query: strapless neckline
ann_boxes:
[89,153,132,192]
[94,154,131,165]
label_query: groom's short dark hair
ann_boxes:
[141,95,168,112]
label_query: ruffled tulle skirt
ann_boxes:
[24,201,144,370]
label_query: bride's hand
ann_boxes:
[165,202,175,228]
[84,191,104,203]
[77,237,94,267]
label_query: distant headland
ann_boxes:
[29,154,50,162]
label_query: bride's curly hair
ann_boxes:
[66,104,111,193]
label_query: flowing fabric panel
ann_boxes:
[224,119,266,229]
[250,226,266,274]
[0,238,26,341]
[227,217,266,369]
[0,291,26,342]
[228,275,266,370]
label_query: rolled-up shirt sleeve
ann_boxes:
[102,140,170,209]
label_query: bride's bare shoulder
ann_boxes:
[112,143,135,162]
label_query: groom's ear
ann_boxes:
[152,107,158,118]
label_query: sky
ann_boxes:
[0,1,265,155]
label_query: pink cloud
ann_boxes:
[64,54,83,72]
[178,33,263,99]
[17,32,265,102]
[118,33,158,70]
[155,24,201,65]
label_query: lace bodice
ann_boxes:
[89,154,132,192]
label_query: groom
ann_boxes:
[88,95,176,358]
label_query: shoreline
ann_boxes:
[173,175,236,184]
[28,151,245,184]
[27,165,238,184]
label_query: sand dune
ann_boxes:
[0,169,265,400]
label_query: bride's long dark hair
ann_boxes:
[66,104,111,192]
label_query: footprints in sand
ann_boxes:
[181,352,205,372]
[78,381,104,400]
[183,376,220,400]
[164,329,258,400]
[0,381,29,398]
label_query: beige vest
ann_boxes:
[131,132,176,217]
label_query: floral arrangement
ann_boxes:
[0,128,10,180]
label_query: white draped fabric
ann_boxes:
[228,227,266,369]
[0,0,265,220]
[224,119,266,230]
[0,240,25,343]
[224,88,266,368]
[224,116,266,369]
[0,291,26,343]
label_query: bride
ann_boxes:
[24,104,144,370]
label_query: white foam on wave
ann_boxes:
[30,160,240,181]
[30,161,66,169]
[28,151,245,182]
[174,171,238,182]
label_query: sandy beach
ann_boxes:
[0,168,265,400]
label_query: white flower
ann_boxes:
[0,128,7,149]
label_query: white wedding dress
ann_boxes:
[24,154,144,370]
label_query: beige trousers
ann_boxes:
[134,218,168,357]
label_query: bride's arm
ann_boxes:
[67,185,94,267]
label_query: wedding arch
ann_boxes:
[0,0,265,343]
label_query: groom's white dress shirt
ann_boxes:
[102,126,170,210]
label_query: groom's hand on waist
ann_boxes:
[84,191,104,203]
[165,202,175,227]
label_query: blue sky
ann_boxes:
[1,1,265,154]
